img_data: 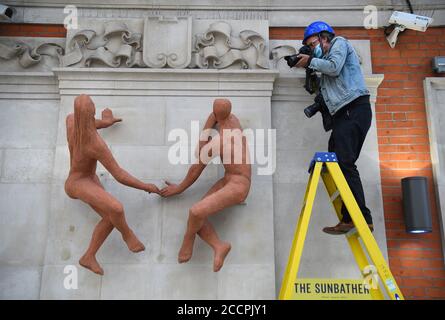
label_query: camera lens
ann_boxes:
[284,54,300,68]
[304,102,321,118]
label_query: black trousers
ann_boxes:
[328,95,373,225]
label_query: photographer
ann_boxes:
[295,21,374,235]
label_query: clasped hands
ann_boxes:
[143,181,182,198]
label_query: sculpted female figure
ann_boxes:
[64,94,160,275]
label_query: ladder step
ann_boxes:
[330,190,340,202]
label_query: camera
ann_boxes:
[304,93,333,132]
[0,4,16,22]
[386,11,433,48]
[283,44,333,131]
[283,45,312,68]
[283,44,318,94]
[304,94,324,118]
[304,94,321,118]
[389,11,433,32]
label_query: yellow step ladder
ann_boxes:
[279,152,404,300]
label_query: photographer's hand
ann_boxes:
[296,54,311,68]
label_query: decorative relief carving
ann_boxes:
[0,17,270,70]
[190,21,268,69]
[269,44,296,68]
[0,40,64,68]
[62,21,145,68]
[143,16,192,68]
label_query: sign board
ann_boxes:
[292,279,373,300]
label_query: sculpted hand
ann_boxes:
[160,181,182,197]
[145,183,160,195]
[101,108,122,126]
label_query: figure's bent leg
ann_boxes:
[198,220,221,249]
[69,178,144,254]
[197,179,231,271]
[178,179,225,264]
[187,183,246,234]
[180,180,247,271]
[79,218,112,275]
[78,177,115,275]
[198,220,231,272]
[79,203,114,275]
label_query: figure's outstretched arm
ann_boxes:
[196,112,217,156]
[161,131,220,198]
[200,112,216,138]
[180,163,207,191]
[95,108,122,129]
[203,112,217,131]
[161,113,217,197]
[160,163,206,197]
[93,141,160,194]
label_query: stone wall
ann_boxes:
[0,16,389,299]
[424,78,445,267]
[0,73,60,299]
[39,68,278,299]
[3,0,445,27]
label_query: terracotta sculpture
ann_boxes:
[161,98,251,272]
[64,94,160,275]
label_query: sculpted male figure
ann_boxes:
[64,94,160,275]
[161,98,251,272]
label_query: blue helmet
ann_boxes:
[303,21,335,44]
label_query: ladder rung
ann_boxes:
[345,228,359,237]
[330,190,340,202]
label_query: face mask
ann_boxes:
[313,44,323,58]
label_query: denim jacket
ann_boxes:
[308,36,369,115]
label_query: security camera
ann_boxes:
[0,4,16,22]
[386,11,434,48]
[389,11,433,32]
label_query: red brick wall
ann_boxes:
[271,26,445,299]
[0,23,66,37]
